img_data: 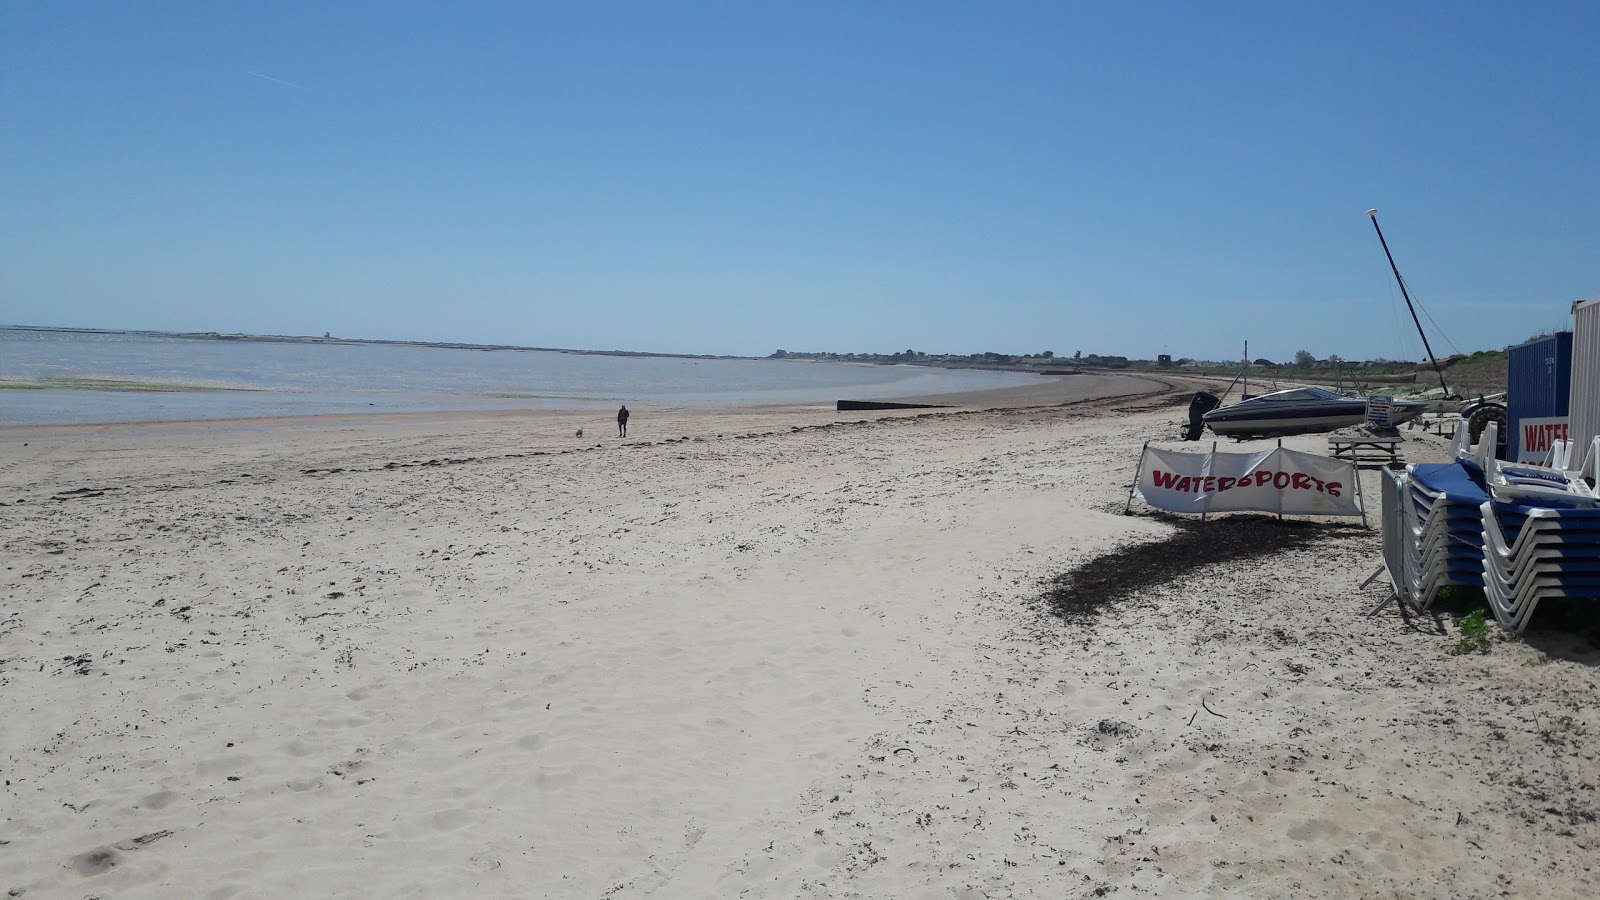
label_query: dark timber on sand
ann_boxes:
[836,400,953,411]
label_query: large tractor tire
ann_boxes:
[1466,402,1509,452]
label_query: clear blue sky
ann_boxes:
[2,1,1594,363]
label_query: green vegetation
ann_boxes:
[1427,586,1498,656]
[1450,608,1493,656]
[0,377,237,393]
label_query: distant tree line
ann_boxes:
[770,348,1119,367]
[768,346,1493,371]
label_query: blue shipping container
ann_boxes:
[1507,331,1573,462]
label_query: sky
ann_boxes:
[1,1,1595,363]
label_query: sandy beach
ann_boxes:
[4,371,1600,899]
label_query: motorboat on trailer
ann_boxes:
[1201,386,1428,437]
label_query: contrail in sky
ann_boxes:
[248,71,304,89]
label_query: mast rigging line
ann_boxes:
[1366,209,1453,398]
[1393,271,1462,357]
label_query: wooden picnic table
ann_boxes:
[1328,435,1405,468]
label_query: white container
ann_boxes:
[1567,298,1600,466]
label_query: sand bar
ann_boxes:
[3,373,1599,898]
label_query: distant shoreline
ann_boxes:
[2,323,751,362]
[1,324,1092,378]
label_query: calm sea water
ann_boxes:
[0,329,1045,426]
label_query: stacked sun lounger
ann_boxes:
[1459,423,1600,632]
[1381,422,1600,631]
[1478,499,1600,631]
[1386,460,1488,610]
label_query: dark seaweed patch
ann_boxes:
[1041,515,1329,622]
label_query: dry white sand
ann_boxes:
[4,374,1600,898]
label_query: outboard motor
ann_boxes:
[1185,391,1221,441]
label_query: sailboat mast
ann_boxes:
[1367,209,1451,397]
[1243,340,1248,397]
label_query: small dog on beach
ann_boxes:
[575,428,583,438]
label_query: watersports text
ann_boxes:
[1149,469,1343,497]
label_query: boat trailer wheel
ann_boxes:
[1467,402,1508,447]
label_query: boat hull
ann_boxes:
[1202,393,1427,437]
[1204,409,1369,436]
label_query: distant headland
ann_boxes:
[2,324,750,361]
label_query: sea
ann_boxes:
[0,328,1047,426]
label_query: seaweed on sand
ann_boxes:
[1042,515,1329,622]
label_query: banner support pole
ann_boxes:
[1354,459,1371,530]
[1276,439,1284,521]
[1125,441,1149,514]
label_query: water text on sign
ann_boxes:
[1523,422,1569,455]
[1150,469,1343,497]
[1515,416,1571,464]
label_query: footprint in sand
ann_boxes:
[1287,818,1342,841]
[139,789,179,810]
[346,683,384,701]
[69,846,121,876]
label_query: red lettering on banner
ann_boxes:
[1149,467,1350,498]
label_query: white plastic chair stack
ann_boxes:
[1450,420,1472,459]
[1466,422,1599,507]
[1557,435,1600,486]
[1543,438,1573,471]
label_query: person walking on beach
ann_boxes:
[617,404,630,437]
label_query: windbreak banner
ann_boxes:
[1135,445,1362,517]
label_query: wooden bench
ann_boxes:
[1328,436,1405,468]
